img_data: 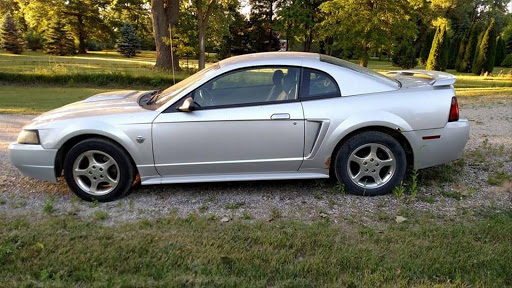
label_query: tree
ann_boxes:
[392,41,417,69]
[275,0,324,52]
[320,0,417,67]
[495,36,506,67]
[150,0,180,70]
[447,35,460,69]
[44,17,75,56]
[117,23,141,57]
[419,30,434,65]
[193,0,217,70]
[426,23,448,71]
[1,12,24,54]
[455,32,469,72]
[16,0,111,54]
[472,19,497,75]
[460,22,482,72]
[247,0,281,52]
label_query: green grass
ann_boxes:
[1,212,511,287]
[0,86,117,114]
[1,51,512,114]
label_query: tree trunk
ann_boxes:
[360,44,369,67]
[77,15,87,54]
[151,0,180,71]
[197,2,206,70]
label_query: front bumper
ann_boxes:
[403,119,470,170]
[8,143,58,183]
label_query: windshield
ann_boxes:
[319,55,399,87]
[155,64,220,105]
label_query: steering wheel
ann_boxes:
[196,89,215,107]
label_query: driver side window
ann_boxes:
[193,66,300,108]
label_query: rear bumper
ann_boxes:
[8,143,58,183]
[403,119,470,170]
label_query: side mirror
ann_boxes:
[177,97,195,112]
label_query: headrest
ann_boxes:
[272,70,284,86]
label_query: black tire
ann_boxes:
[63,138,135,202]
[334,131,406,196]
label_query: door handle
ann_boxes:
[271,113,290,120]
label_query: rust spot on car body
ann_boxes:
[325,157,331,169]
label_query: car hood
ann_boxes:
[30,90,154,126]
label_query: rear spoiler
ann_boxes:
[386,70,456,87]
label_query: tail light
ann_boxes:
[448,97,459,122]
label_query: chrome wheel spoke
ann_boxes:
[380,158,394,166]
[373,174,383,186]
[370,145,377,156]
[349,154,365,166]
[74,168,88,176]
[89,179,99,192]
[102,158,115,169]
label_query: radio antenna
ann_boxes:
[169,23,176,85]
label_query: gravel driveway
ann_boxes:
[1,97,511,224]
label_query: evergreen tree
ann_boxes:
[455,33,468,72]
[44,18,75,56]
[472,19,497,75]
[460,23,481,73]
[117,23,140,58]
[419,30,434,65]
[0,12,24,54]
[495,36,506,67]
[447,35,460,69]
[426,24,448,71]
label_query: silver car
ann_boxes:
[9,52,469,201]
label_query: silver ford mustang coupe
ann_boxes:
[9,52,469,201]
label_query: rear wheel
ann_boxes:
[63,138,135,202]
[334,131,406,196]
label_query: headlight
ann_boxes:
[17,130,40,144]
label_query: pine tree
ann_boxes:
[117,23,141,58]
[455,33,468,72]
[0,12,24,54]
[447,35,460,69]
[419,30,434,65]
[472,19,497,75]
[460,23,481,73]
[495,36,506,67]
[426,24,448,71]
[44,18,75,56]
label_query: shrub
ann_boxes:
[426,24,448,71]
[25,31,44,51]
[0,12,24,54]
[447,35,460,69]
[44,18,76,56]
[501,54,512,67]
[117,23,140,58]
[472,19,497,75]
[86,41,103,51]
[392,41,418,69]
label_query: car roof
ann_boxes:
[218,52,320,68]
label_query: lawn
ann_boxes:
[0,86,118,114]
[0,50,511,114]
[1,211,511,287]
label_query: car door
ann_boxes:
[152,66,305,177]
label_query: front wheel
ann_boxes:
[63,138,135,202]
[334,131,407,196]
